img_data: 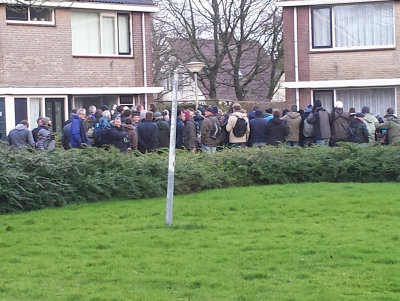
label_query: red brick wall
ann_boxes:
[0,6,153,88]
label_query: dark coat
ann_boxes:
[347,118,369,144]
[249,117,268,145]
[138,119,159,153]
[107,124,128,152]
[201,114,220,147]
[62,123,72,150]
[266,117,289,145]
[155,119,170,148]
[70,115,91,148]
[175,117,184,148]
[330,109,350,143]
[307,108,331,140]
[183,119,198,150]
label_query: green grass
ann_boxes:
[1,183,400,300]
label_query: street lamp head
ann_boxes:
[186,61,205,73]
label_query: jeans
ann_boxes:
[315,139,330,146]
[202,144,216,153]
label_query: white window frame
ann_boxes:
[71,10,133,57]
[309,2,395,52]
[6,5,55,26]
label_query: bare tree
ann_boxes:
[154,0,283,102]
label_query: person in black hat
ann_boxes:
[347,112,369,144]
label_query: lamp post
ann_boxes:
[186,61,205,110]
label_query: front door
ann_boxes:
[0,98,6,140]
[45,98,64,133]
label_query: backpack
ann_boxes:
[303,118,314,138]
[232,116,248,137]
[209,117,221,140]
[93,117,110,145]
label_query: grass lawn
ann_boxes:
[1,183,400,301]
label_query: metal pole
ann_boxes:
[194,72,199,110]
[166,71,178,226]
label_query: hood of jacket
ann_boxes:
[232,111,247,119]
[124,124,134,130]
[286,111,300,119]
[15,124,27,131]
[363,113,377,124]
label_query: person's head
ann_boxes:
[136,105,143,112]
[361,106,370,114]
[116,105,124,113]
[313,99,322,108]
[265,108,273,114]
[102,110,111,120]
[291,104,297,112]
[356,112,365,121]
[20,120,29,128]
[125,117,133,125]
[88,105,97,115]
[41,117,51,127]
[101,105,109,111]
[387,107,394,115]
[255,109,263,118]
[148,103,156,112]
[335,101,344,109]
[349,107,356,114]
[145,111,153,120]
[114,116,122,127]
[95,109,103,119]
[233,103,242,112]
[205,107,213,116]
[182,110,191,121]
[77,108,86,120]
[154,112,163,121]
[305,104,313,113]
[36,117,43,126]
[212,106,219,114]
[132,113,140,123]
[272,109,280,118]
[71,108,78,114]
[252,105,258,111]
[123,109,132,118]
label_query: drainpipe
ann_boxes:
[142,13,148,109]
[294,7,300,108]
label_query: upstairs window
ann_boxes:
[71,11,131,56]
[311,2,394,49]
[6,5,54,24]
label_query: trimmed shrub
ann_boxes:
[1,142,399,213]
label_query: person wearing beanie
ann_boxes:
[154,112,170,148]
[361,106,379,143]
[347,112,369,144]
[281,104,302,146]
[307,100,331,145]
[249,109,268,146]
[181,110,198,151]
[266,109,289,145]
[330,100,350,146]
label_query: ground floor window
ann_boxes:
[313,87,395,117]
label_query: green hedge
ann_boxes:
[1,142,400,213]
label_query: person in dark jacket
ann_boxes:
[347,113,369,144]
[181,110,198,151]
[201,107,221,153]
[249,109,268,146]
[8,120,35,149]
[124,117,138,151]
[330,101,349,146]
[307,99,331,145]
[31,117,43,143]
[70,109,91,148]
[175,109,184,149]
[107,116,128,152]
[138,111,159,153]
[193,110,204,146]
[266,110,289,146]
[154,112,170,148]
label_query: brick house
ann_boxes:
[278,0,400,117]
[0,0,162,136]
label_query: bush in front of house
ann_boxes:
[1,142,399,213]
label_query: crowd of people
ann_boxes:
[6,101,400,152]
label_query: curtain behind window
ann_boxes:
[335,3,393,47]
[29,98,41,130]
[312,8,331,47]
[102,16,115,54]
[71,12,100,54]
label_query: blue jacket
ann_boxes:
[70,115,91,148]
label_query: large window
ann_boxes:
[313,88,395,118]
[311,3,394,49]
[6,5,54,24]
[71,11,131,56]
